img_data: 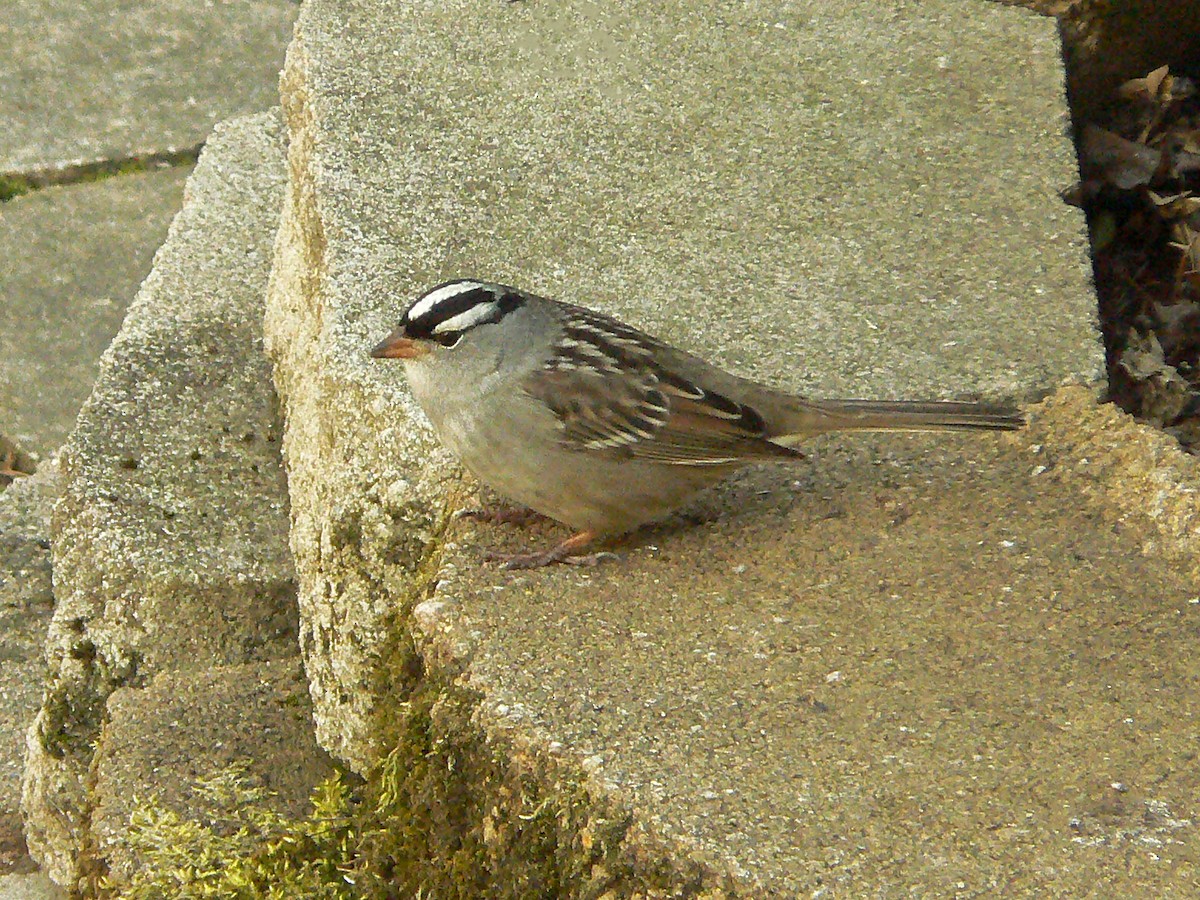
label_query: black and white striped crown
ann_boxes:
[401,279,525,345]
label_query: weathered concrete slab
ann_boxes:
[0,0,296,175]
[91,658,335,883]
[21,112,300,888]
[268,0,1095,770]
[0,462,60,876]
[423,389,1200,895]
[264,0,1137,893]
[0,166,191,460]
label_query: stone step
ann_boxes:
[20,112,334,892]
[258,0,1200,895]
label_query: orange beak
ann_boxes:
[370,330,429,360]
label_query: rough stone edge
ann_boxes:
[263,29,761,896]
[1024,384,1200,577]
[0,458,60,881]
[265,27,458,775]
[363,603,763,898]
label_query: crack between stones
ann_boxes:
[0,143,205,202]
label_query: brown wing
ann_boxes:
[522,306,801,466]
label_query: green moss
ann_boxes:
[100,763,361,900]
[39,642,142,760]
[0,174,34,201]
[38,681,105,761]
[97,645,712,899]
[0,146,201,203]
[96,486,723,897]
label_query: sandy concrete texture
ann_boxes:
[20,112,306,888]
[259,0,1151,893]
[0,873,65,900]
[0,0,296,175]
[0,167,190,460]
[422,388,1200,894]
[282,0,1096,403]
[0,462,60,877]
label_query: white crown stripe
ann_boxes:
[431,302,500,335]
[407,280,487,322]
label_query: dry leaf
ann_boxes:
[1169,223,1200,273]
[1082,124,1162,189]
[1148,191,1200,218]
[1169,147,1200,179]
[1119,330,1193,424]
[1152,299,1200,340]
[1119,64,1172,102]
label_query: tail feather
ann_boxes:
[773,398,1024,441]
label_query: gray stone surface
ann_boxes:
[0,0,297,175]
[0,462,60,876]
[264,0,1154,893]
[268,0,1096,774]
[0,166,191,460]
[21,112,299,888]
[424,389,1200,895]
[92,658,335,883]
[0,873,66,900]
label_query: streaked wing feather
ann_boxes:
[523,308,800,466]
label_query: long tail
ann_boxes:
[774,398,1024,441]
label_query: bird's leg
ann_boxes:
[456,504,547,527]
[483,530,619,570]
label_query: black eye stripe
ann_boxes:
[405,287,493,335]
[402,282,525,341]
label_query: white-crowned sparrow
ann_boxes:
[371,279,1023,569]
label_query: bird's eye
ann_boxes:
[434,332,463,349]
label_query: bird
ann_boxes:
[371,279,1023,569]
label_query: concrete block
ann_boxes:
[21,112,297,888]
[258,0,1200,893]
[0,0,296,175]
[268,0,1098,779]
